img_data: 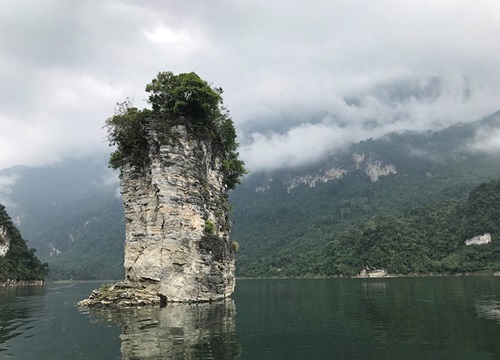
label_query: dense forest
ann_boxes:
[234,177,500,278]
[328,178,500,276]
[0,203,48,282]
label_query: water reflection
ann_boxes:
[476,298,500,323]
[85,300,240,359]
[361,281,387,295]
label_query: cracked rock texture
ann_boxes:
[120,122,236,302]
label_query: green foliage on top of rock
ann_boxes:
[106,105,151,171]
[105,71,247,190]
[145,71,221,123]
[0,203,48,282]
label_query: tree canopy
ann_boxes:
[105,71,246,189]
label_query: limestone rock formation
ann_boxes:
[0,224,10,256]
[80,121,237,306]
[80,71,244,306]
[121,123,236,302]
[464,233,492,246]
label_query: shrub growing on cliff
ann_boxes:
[106,101,151,170]
[204,219,216,236]
[105,72,246,189]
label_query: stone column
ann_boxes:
[121,124,236,302]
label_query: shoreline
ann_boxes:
[236,271,500,280]
[0,279,45,287]
[28,272,500,284]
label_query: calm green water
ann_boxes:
[1,277,500,359]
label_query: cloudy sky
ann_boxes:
[1,0,500,172]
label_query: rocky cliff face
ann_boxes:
[0,225,10,257]
[257,152,397,194]
[119,122,236,302]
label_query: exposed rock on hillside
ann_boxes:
[0,224,10,256]
[257,151,397,193]
[465,233,492,246]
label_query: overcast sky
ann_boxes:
[1,0,500,172]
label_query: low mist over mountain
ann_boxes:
[0,158,124,279]
[231,111,500,276]
[0,111,499,279]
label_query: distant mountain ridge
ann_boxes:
[230,111,500,276]
[0,111,499,279]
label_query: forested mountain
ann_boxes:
[230,111,500,276]
[0,112,499,279]
[0,203,48,282]
[327,178,500,276]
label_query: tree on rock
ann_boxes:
[105,71,246,189]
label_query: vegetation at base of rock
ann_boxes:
[105,71,247,189]
[0,204,48,282]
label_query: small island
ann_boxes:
[79,71,246,306]
[0,203,48,286]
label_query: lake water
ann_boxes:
[1,277,500,359]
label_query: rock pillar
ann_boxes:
[120,124,236,302]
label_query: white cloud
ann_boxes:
[0,173,19,206]
[240,77,500,171]
[469,112,500,154]
[471,128,500,153]
[144,26,191,44]
[0,0,500,171]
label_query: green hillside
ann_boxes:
[328,178,500,276]
[0,203,48,282]
[231,112,500,277]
